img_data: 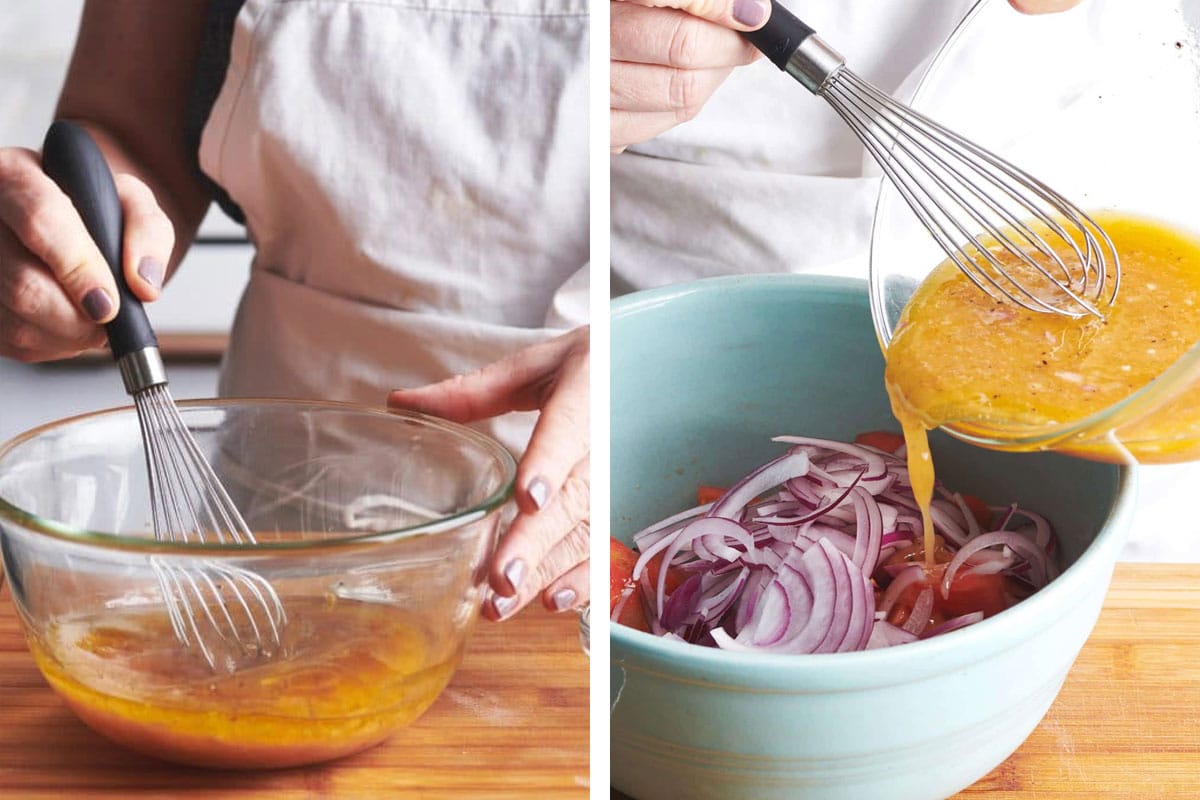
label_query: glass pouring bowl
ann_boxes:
[0,399,515,768]
[869,0,1200,462]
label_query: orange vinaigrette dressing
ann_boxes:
[26,596,462,769]
[884,212,1200,568]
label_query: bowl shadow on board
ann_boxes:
[609,274,1135,800]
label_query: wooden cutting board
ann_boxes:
[958,562,1200,799]
[0,585,590,798]
[611,562,1200,799]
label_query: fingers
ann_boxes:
[0,147,117,323]
[611,63,734,146]
[611,61,735,116]
[611,3,758,68]
[540,559,590,613]
[387,326,590,515]
[0,147,171,364]
[1008,0,1082,12]
[618,0,770,31]
[385,337,565,421]
[482,461,590,620]
[115,173,174,301]
[0,303,104,362]
[610,4,757,151]
[0,227,108,357]
[514,334,588,515]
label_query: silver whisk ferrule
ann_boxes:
[782,34,845,93]
[117,346,167,394]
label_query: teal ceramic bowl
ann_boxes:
[610,275,1136,800]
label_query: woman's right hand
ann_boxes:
[0,145,174,362]
[610,0,769,153]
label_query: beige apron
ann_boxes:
[199,0,589,453]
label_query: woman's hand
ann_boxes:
[611,0,767,152]
[387,326,590,621]
[0,145,172,362]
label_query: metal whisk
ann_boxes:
[745,3,1121,318]
[43,121,286,671]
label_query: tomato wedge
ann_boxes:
[610,537,638,612]
[940,571,1016,619]
[887,568,1016,628]
[610,537,690,632]
[854,430,906,453]
[697,485,726,505]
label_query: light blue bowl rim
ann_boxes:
[610,273,1138,692]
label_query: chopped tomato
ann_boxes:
[697,485,727,505]
[609,537,689,632]
[959,493,993,530]
[940,571,1016,619]
[609,538,649,631]
[854,430,906,453]
[650,552,689,596]
[610,537,638,612]
[886,566,1017,628]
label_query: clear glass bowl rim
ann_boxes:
[0,397,517,554]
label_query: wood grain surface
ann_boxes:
[0,583,590,799]
[612,562,1200,799]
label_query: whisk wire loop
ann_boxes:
[134,385,287,672]
[820,68,1117,317]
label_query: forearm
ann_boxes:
[55,0,213,275]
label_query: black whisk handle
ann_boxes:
[41,120,158,360]
[742,1,815,71]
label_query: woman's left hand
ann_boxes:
[387,326,590,621]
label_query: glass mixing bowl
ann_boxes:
[870,0,1200,462]
[0,399,515,769]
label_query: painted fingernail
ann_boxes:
[733,0,768,26]
[527,477,550,511]
[552,588,577,612]
[503,558,526,595]
[493,593,518,618]
[81,288,113,322]
[137,256,164,290]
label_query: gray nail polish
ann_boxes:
[528,477,550,510]
[733,0,768,26]
[493,593,518,617]
[552,588,577,612]
[503,558,526,594]
[138,256,164,290]
[81,288,113,322]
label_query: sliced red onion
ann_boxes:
[941,530,1058,596]
[774,437,889,482]
[709,452,811,519]
[867,620,919,649]
[920,611,985,639]
[632,501,714,551]
[901,587,935,636]
[946,491,984,539]
[877,564,925,615]
[644,516,756,618]
[848,486,883,576]
[610,583,636,623]
[620,435,1057,655]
